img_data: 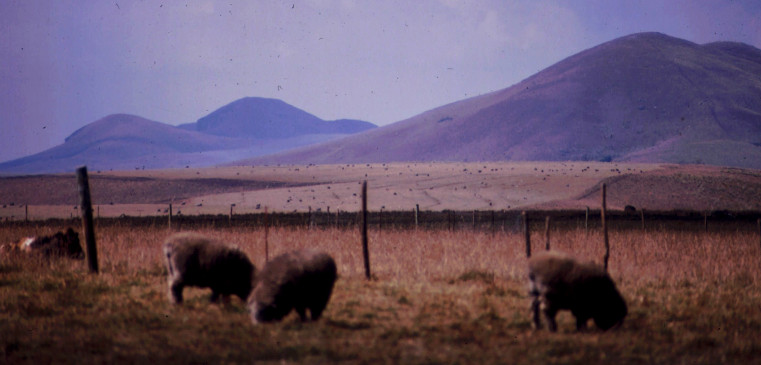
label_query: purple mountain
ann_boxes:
[244,32,761,169]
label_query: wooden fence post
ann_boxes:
[523,211,531,258]
[25,205,28,222]
[76,166,99,274]
[264,206,269,262]
[472,210,476,232]
[544,216,551,251]
[361,181,371,279]
[415,204,420,230]
[168,203,172,230]
[602,184,610,272]
[491,210,496,236]
[640,209,645,230]
[585,206,590,234]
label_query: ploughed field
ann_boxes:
[1,220,760,363]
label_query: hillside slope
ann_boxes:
[245,32,761,168]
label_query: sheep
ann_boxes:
[248,249,337,323]
[163,232,255,305]
[528,251,627,332]
[1,228,84,259]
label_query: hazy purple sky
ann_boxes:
[2,0,760,163]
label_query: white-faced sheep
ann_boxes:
[528,251,627,332]
[163,232,255,304]
[248,249,337,323]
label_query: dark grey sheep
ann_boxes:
[528,251,627,332]
[2,228,84,259]
[248,249,337,323]
[163,232,255,304]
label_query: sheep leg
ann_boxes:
[210,291,220,303]
[309,303,326,321]
[575,316,589,332]
[309,291,332,320]
[531,296,542,330]
[295,305,308,322]
[219,295,233,307]
[542,304,559,332]
[169,281,184,304]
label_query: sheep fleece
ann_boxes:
[249,249,337,323]
[163,232,255,304]
[528,251,627,331]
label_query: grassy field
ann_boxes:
[1,221,761,364]
[6,162,761,220]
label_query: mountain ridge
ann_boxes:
[0,99,376,174]
[243,32,761,169]
[181,97,376,138]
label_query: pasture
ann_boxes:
[4,162,761,220]
[2,219,760,364]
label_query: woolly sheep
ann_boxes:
[163,232,255,304]
[528,251,627,332]
[1,228,84,259]
[248,249,337,323]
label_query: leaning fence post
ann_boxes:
[361,181,371,279]
[523,211,531,258]
[76,166,99,274]
[601,183,610,272]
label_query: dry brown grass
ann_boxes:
[1,221,760,363]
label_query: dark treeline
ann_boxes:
[4,209,760,234]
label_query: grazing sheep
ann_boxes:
[1,228,84,259]
[528,251,627,332]
[163,232,255,305]
[249,249,337,323]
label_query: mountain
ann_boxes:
[0,114,252,173]
[0,98,376,174]
[180,97,376,138]
[243,32,761,169]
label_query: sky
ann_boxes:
[2,0,760,163]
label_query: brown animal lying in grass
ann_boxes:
[528,251,627,332]
[163,232,255,304]
[248,249,337,323]
[1,228,84,259]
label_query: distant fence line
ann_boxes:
[4,207,760,233]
